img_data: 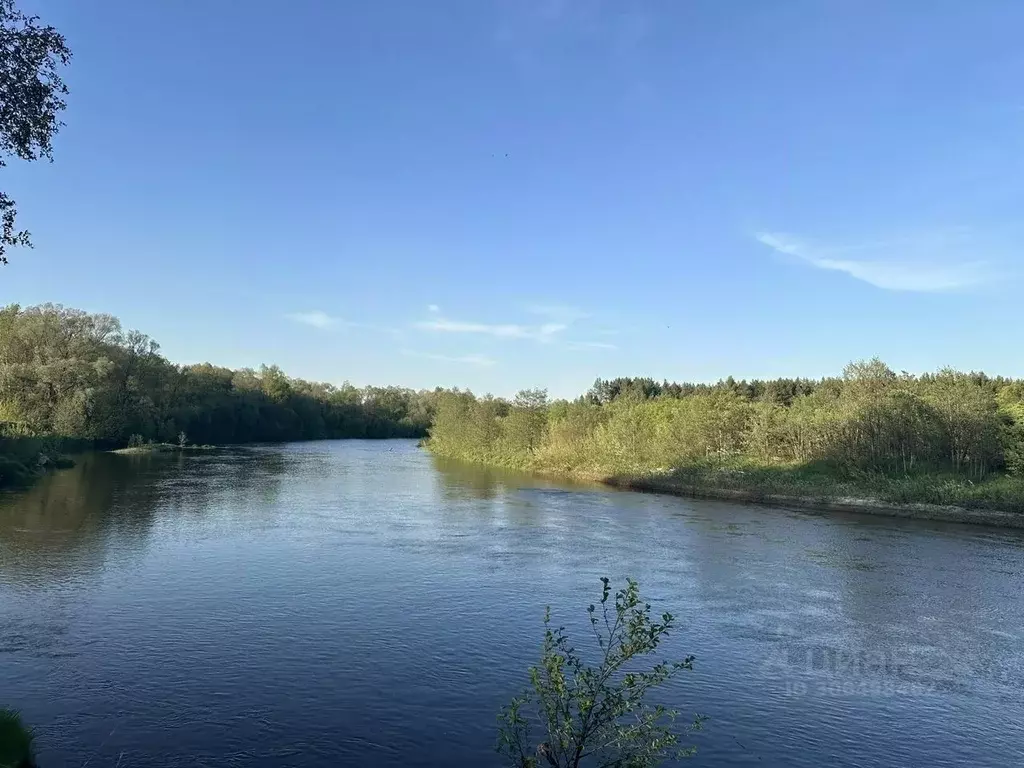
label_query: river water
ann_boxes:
[1,440,1022,767]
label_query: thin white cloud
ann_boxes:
[415,316,567,342]
[286,311,341,329]
[427,304,441,313]
[401,350,496,367]
[286,311,403,336]
[755,231,991,292]
[416,318,532,338]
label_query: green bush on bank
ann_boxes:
[426,360,1024,511]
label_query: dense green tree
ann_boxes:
[0,304,436,446]
[923,368,1002,478]
[996,383,1024,475]
[429,357,1024,488]
[0,0,71,265]
[502,389,549,463]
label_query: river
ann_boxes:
[1,440,1023,767]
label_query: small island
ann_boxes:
[110,441,218,455]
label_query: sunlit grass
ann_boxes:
[618,460,1024,513]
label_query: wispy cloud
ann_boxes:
[755,231,991,292]
[401,350,496,367]
[427,304,441,313]
[286,311,402,337]
[411,304,616,351]
[286,310,342,329]
[415,316,567,342]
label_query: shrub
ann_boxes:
[498,578,704,768]
[0,709,35,768]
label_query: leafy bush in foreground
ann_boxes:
[0,709,35,768]
[499,578,703,768]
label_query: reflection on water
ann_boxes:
[0,449,293,586]
[0,453,157,585]
[1,440,1023,768]
[430,455,603,501]
[432,456,507,499]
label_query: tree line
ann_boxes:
[427,359,1024,487]
[0,304,438,446]
[6,301,1024,503]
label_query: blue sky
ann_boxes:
[4,1,1023,398]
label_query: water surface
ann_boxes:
[1,441,1023,766]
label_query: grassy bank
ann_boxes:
[433,453,1024,524]
[425,361,1024,525]
[611,461,1024,512]
[596,462,1024,527]
[431,452,1024,526]
[110,442,217,455]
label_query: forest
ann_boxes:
[0,304,437,484]
[427,361,1024,511]
[6,302,1024,511]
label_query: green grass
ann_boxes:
[0,709,35,768]
[110,443,180,454]
[111,443,218,455]
[610,460,1024,513]
[427,426,1024,517]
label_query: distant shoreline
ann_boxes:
[428,448,1024,529]
[602,474,1024,529]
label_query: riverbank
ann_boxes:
[425,376,1024,529]
[604,472,1024,529]
[428,445,1024,528]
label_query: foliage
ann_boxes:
[0,0,71,265]
[0,708,34,768]
[498,578,702,768]
[0,304,439,449]
[429,358,1024,510]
